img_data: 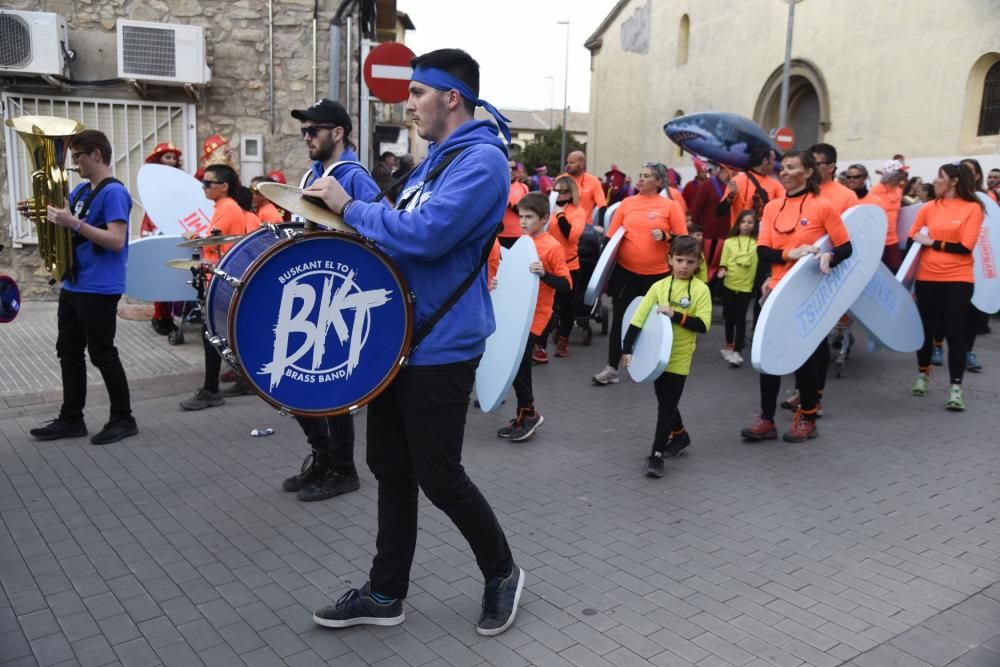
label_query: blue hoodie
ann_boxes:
[305,147,381,203]
[345,120,509,365]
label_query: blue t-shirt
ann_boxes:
[62,180,132,295]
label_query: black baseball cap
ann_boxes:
[290,99,352,135]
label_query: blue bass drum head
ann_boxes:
[230,232,413,415]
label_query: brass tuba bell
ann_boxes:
[5,115,85,281]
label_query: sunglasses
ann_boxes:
[300,125,338,138]
[844,174,865,179]
[554,189,571,194]
[202,179,223,188]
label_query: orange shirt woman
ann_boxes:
[607,193,686,275]
[909,197,984,283]
[758,191,849,289]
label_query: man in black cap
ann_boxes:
[269,99,380,502]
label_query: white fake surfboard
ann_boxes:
[895,228,924,290]
[751,204,886,376]
[137,164,215,237]
[897,202,923,250]
[125,235,201,301]
[973,192,1000,313]
[849,262,923,353]
[620,296,672,383]
[584,227,625,306]
[603,201,622,230]
[476,237,540,413]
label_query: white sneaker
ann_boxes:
[720,348,734,363]
[730,351,744,367]
[592,365,620,385]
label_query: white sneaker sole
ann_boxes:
[477,568,525,636]
[510,416,544,442]
[312,612,405,628]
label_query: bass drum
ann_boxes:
[220,230,413,416]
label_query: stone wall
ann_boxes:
[1,0,361,297]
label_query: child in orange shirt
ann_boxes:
[498,193,571,442]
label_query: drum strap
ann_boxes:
[65,177,124,282]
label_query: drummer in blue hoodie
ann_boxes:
[305,48,524,636]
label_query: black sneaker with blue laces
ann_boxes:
[476,565,525,636]
[313,582,404,628]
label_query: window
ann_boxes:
[978,61,1000,136]
[4,93,196,245]
[677,14,690,65]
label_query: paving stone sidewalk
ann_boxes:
[1,301,999,666]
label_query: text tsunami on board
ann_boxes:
[794,252,861,338]
[978,226,996,280]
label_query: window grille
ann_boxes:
[977,62,1000,136]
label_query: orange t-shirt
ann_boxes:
[731,171,784,224]
[256,201,284,224]
[663,186,688,216]
[487,239,501,284]
[202,196,245,265]
[758,191,850,289]
[818,180,859,216]
[549,203,586,271]
[864,182,903,246]
[500,181,529,239]
[243,210,261,234]
[560,171,607,223]
[607,193,687,275]
[908,198,985,283]
[531,232,571,336]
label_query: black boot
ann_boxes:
[298,466,360,502]
[281,450,328,493]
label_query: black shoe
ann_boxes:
[663,432,691,459]
[298,470,360,502]
[151,318,173,335]
[313,583,404,628]
[477,566,525,636]
[179,388,224,411]
[282,451,328,493]
[643,455,664,478]
[90,418,138,445]
[221,379,254,397]
[29,418,87,441]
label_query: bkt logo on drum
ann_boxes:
[261,259,393,390]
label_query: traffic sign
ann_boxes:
[363,42,415,103]
[774,126,796,151]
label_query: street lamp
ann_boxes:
[545,75,555,129]
[557,20,570,170]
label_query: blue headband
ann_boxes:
[411,65,512,143]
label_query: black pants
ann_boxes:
[915,281,973,384]
[759,341,826,421]
[607,266,667,368]
[366,359,513,599]
[752,264,770,326]
[965,304,987,352]
[512,334,541,409]
[56,290,132,422]
[295,415,357,476]
[652,372,686,454]
[498,236,518,249]
[722,286,752,352]
[201,324,222,393]
[556,268,581,339]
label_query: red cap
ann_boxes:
[202,134,227,160]
[145,142,182,164]
[267,170,287,185]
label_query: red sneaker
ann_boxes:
[531,344,548,364]
[554,337,569,358]
[783,412,818,442]
[741,417,777,441]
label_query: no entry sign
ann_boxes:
[364,42,415,103]
[774,126,796,151]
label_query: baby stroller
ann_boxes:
[552,222,609,345]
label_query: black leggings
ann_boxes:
[201,324,223,393]
[652,372,686,454]
[513,334,541,409]
[607,265,668,368]
[556,268,581,339]
[759,341,827,421]
[915,281,973,384]
[722,286,752,352]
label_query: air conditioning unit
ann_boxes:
[0,10,69,76]
[116,19,211,85]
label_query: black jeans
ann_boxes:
[915,281,973,384]
[556,268,581,339]
[722,286,753,352]
[201,324,222,393]
[607,265,667,368]
[513,334,541,409]
[294,415,357,476]
[652,372,686,454]
[366,359,513,599]
[56,290,132,422]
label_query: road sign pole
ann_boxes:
[360,38,372,169]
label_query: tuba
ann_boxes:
[5,115,84,281]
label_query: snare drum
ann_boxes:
[206,226,414,416]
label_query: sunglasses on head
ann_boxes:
[300,125,337,138]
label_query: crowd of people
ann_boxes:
[17,42,998,642]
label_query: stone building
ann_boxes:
[584,0,1000,181]
[1,0,412,296]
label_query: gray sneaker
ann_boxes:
[477,566,525,636]
[179,388,224,411]
[592,365,620,386]
[313,582,404,628]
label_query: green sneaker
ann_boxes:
[911,373,929,396]
[946,385,965,411]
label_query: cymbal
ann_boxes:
[166,258,215,270]
[255,182,356,233]
[176,234,245,248]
